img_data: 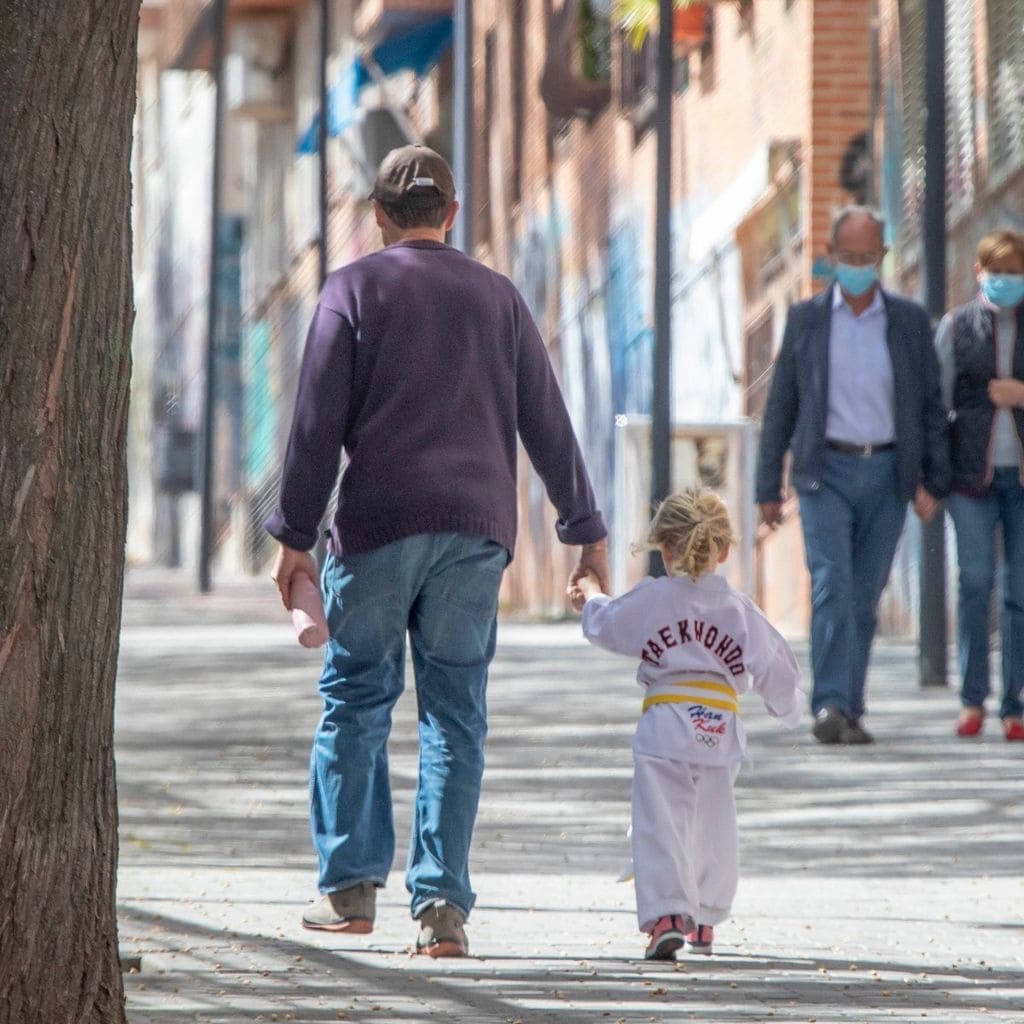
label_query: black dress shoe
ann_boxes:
[843,717,875,744]
[812,706,847,744]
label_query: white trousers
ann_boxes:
[631,753,740,933]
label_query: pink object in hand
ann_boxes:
[290,574,329,648]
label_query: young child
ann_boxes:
[571,488,803,960]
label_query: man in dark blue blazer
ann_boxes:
[756,207,951,744]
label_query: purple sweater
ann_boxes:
[264,240,606,556]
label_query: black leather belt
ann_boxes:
[827,440,896,457]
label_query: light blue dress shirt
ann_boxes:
[825,284,895,445]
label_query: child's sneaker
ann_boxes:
[644,914,694,961]
[684,923,714,954]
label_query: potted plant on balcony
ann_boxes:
[541,0,613,119]
[673,2,709,46]
[617,0,742,49]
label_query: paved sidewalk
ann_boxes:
[116,568,1024,1023]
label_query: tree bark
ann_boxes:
[0,2,139,1022]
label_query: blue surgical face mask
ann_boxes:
[833,262,878,297]
[980,272,1024,309]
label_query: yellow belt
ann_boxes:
[642,679,740,716]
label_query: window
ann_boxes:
[510,0,526,204]
[480,29,496,247]
[897,0,925,249]
[744,311,774,420]
[987,0,1024,179]
[619,30,657,136]
[676,55,690,95]
[578,0,612,83]
[945,0,976,215]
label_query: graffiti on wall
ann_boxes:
[506,184,750,609]
[606,215,652,417]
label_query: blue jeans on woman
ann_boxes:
[947,468,1024,719]
[311,532,507,919]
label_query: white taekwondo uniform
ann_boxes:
[582,572,803,933]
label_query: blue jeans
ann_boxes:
[798,450,907,718]
[947,468,1024,719]
[311,532,507,919]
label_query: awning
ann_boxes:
[296,16,453,155]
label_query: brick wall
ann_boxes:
[806,0,873,287]
[678,1,811,202]
[464,1,835,617]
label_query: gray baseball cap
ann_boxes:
[370,144,456,203]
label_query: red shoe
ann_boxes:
[956,708,984,737]
[1002,718,1024,741]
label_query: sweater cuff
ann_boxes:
[263,508,318,552]
[556,510,608,546]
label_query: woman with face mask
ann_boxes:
[935,229,1024,741]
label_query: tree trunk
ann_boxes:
[0,2,139,1022]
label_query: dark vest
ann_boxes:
[949,299,1024,495]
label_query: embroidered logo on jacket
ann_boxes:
[689,705,726,745]
[639,619,746,676]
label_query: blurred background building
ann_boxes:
[129,0,1024,632]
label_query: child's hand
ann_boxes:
[569,571,606,611]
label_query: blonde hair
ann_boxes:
[976,229,1024,269]
[633,488,738,582]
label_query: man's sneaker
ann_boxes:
[302,881,375,933]
[644,914,694,961]
[843,716,875,744]
[812,707,847,744]
[415,900,468,958]
[684,923,714,954]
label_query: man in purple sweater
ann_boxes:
[265,145,609,957]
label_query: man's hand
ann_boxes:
[758,502,784,530]
[988,378,1024,409]
[271,544,319,611]
[569,570,605,612]
[913,485,940,523]
[567,539,610,606]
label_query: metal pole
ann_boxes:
[317,0,329,289]
[648,0,673,577]
[866,0,880,206]
[310,0,332,572]
[919,0,947,687]
[452,0,473,254]
[198,0,228,594]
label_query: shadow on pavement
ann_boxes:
[116,570,1024,1022]
[118,619,1024,879]
[119,903,1023,1024]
